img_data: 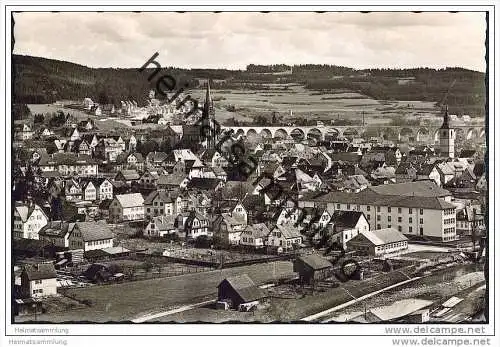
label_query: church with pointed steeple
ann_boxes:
[439,105,455,158]
[202,80,216,149]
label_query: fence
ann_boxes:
[162,252,297,269]
[162,256,218,268]
[117,265,213,282]
[221,253,296,268]
[54,248,301,288]
[66,264,215,288]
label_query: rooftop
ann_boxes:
[368,181,450,198]
[115,193,144,208]
[296,254,332,270]
[303,182,456,210]
[74,221,114,242]
[219,274,267,303]
[359,228,408,246]
[22,263,57,281]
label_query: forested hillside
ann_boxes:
[303,67,486,116]
[13,55,198,106]
[13,55,486,117]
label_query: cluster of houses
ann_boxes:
[80,90,198,124]
[12,85,487,303]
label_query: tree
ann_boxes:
[164,233,179,243]
[107,263,122,274]
[194,235,212,249]
[33,113,44,124]
[13,164,49,205]
[12,165,28,202]
[50,196,64,221]
[97,90,109,105]
[137,140,159,156]
[49,111,66,127]
[45,141,58,155]
[253,115,269,126]
[12,104,31,120]
[159,139,172,153]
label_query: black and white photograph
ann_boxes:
[2,2,498,346]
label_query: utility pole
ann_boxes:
[471,208,477,251]
[33,303,37,322]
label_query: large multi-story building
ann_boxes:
[38,153,98,176]
[300,181,457,242]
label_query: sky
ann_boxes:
[12,12,487,71]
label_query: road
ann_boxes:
[15,261,293,323]
[405,243,453,253]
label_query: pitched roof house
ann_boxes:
[21,263,57,298]
[240,223,271,249]
[268,224,302,251]
[68,221,114,253]
[13,203,49,240]
[144,215,177,238]
[38,221,75,248]
[114,169,141,184]
[109,193,145,222]
[144,190,176,218]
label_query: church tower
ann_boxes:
[439,105,455,158]
[202,81,216,149]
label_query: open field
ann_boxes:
[28,81,484,129]
[188,84,440,123]
[14,261,294,323]
[151,268,415,322]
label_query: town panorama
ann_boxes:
[11,12,487,324]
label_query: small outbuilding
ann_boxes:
[293,254,333,284]
[217,274,266,310]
